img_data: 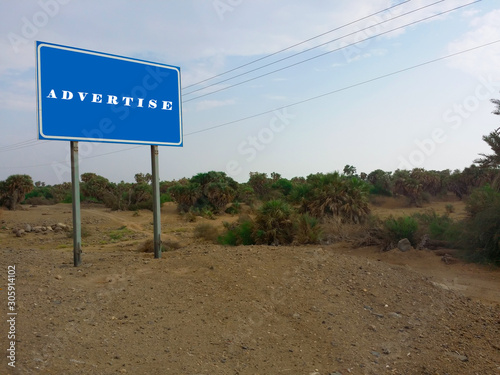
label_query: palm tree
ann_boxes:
[474,97,500,188]
[0,174,34,210]
[474,127,500,169]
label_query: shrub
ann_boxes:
[298,173,370,223]
[295,214,322,244]
[169,171,238,214]
[194,223,219,243]
[139,239,181,253]
[459,205,500,264]
[23,185,55,205]
[466,185,500,217]
[218,217,255,246]
[367,169,392,196]
[272,178,293,197]
[0,174,34,210]
[225,201,241,215]
[254,200,294,245]
[23,196,54,205]
[248,172,272,200]
[383,216,419,246]
[459,186,500,264]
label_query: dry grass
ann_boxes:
[193,222,220,243]
[139,238,182,253]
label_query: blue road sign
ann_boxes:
[36,41,183,146]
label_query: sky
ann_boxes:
[1,0,500,185]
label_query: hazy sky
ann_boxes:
[1,0,500,184]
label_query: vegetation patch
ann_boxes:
[139,239,181,253]
[108,226,134,242]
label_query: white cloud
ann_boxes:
[195,99,235,111]
[447,9,500,78]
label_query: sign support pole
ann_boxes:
[151,145,162,259]
[70,141,82,267]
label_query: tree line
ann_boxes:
[0,165,497,213]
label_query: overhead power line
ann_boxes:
[0,139,48,153]
[182,0,444,96]
[182,0,481,103]
[185,38,500,136]
[182,0,413,91]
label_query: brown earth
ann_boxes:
[1,200,500,375]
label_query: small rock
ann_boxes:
[56,223,69,231]
[25,224,32,232]
[292,313,301,319]
[55,275,62,280]
[397,238,412,252]
[16,229,25,237]
[448,352,468,362]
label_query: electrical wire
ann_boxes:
[0,139,49,152]
[182,0,413,91]
[183,0,481,103]
[182,0,444,96]
[184,39,500,135]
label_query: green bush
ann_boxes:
[225,201,241,215]
[458,186,500,264]
[254,200,294,245]
[218,218,255,246]
[466,185,500,217]
[462,203,500,264]
[296,173,370,223]
[23,185,55,205]
[411,211,451,240]
[169,171,238,214]
[383,216,419,246]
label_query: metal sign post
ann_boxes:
[151,145,161,258]
[70,141,82,266]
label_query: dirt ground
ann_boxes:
[1,200,499,375]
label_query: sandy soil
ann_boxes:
[1,202,499,375]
